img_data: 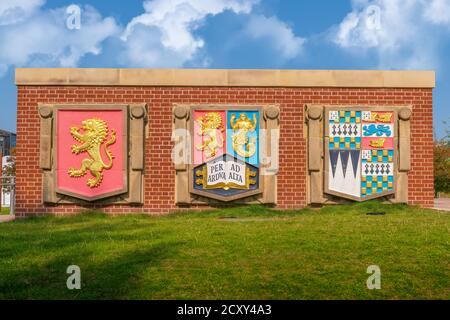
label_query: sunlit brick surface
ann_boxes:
[15,87,434,215]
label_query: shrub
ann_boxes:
[434,121,450,195]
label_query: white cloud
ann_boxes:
[244,15,305,60]
[120,0,258,67]
[0,0,44,26]
[0,0,305,72]
[424,0,450,26]
[332,0,449,69]
[0,3,119,75]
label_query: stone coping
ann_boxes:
[15,68,435,88]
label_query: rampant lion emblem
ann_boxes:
[68,118,116,188]
[195,112,224,159]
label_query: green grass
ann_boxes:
[0,207,10,215]
[0,202,448,300]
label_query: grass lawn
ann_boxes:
[0,202,448,300]
[0,207,10,215]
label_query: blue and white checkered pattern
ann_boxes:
[329,136,361,150]
[361,175,394,197]
[329,110,361,124]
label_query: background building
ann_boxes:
[1,156,12,207]
[0,129,16,156]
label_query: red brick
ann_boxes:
[15,86,434,215]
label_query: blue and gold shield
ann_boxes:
[191,109,262,201]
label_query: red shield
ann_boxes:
[55,108,127,201]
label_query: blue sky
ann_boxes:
[0,0,448,137]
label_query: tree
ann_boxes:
[434,120,450,196]
[2,147,15,192]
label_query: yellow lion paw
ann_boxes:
[68,168,85,177]
[87,179,98,188]
[71,145,81,154]
[87,175,103,188]
[68,168,76,176]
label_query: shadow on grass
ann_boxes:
[168,204,316,220]
[163,201,425,220]
[1,243,185,299]
[0,219,186,299]
[315,200,414,215]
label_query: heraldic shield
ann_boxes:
[55,107,128,201]
[325,108,396,201]
[190,108,263,202]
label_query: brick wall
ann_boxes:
[15,86,434,216]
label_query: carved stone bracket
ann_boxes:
[39,104,57,203]
[262,105,280,204]
[394,106,412,203]
[306,105,325,204]
[129,104,147,203]
[172,104,191,204]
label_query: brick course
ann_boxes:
[15,86,434,216]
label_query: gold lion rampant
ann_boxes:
[230,113,257,158]
[68,118,116,188]
[196,112,224,159]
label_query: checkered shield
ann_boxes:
[325,109,395,201]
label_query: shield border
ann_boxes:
[323,106,398,201]
[53,105,129,202]
[188,105,264,202]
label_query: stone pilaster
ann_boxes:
[172,105,191,205]
[38,104,57,203]
[395,106,412,203]
[129,104,147,204]
[262,105,280,204]
[306,105,325,204]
